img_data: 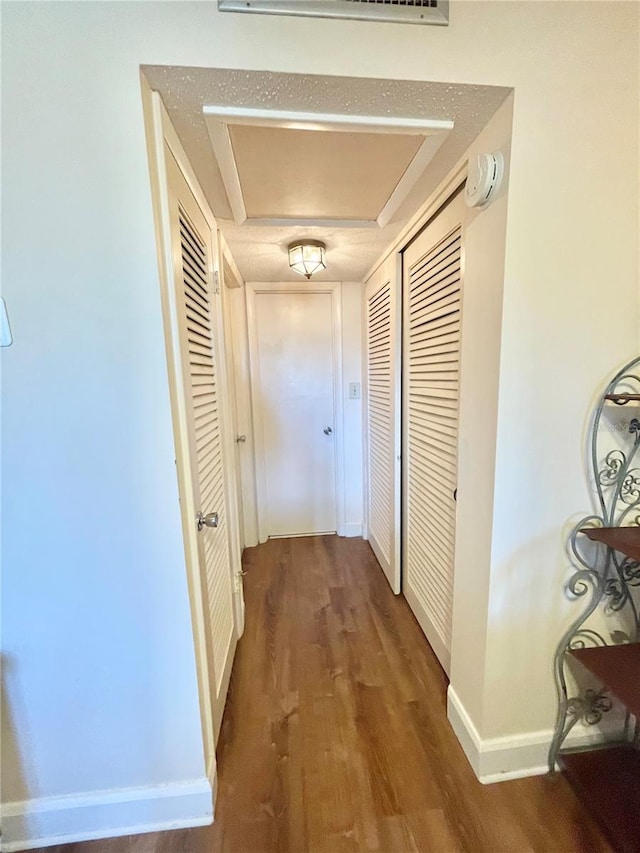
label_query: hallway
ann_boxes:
[38,537,610,853]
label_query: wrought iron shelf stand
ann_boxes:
[549,355,640,853]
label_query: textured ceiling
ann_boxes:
[142,66,511,282]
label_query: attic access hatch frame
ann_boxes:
[203,105,454,228]
[218,0,449,26]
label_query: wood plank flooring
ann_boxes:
[36,536,611,853]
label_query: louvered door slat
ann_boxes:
[410,287,461,321]
[409,337,459,357]
[403,191,464,675]
[409,236,461,288]
[366,280,393,574]
[186,307,212,335]
[188,330,213,350]
[180,219,206,258]
[410,265,461,303]
[185,291,210,322]
[178,204,234,694]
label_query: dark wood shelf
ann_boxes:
[560,746,640,853]
[580,526,640,563]
[569,643,640,719]
[605,394,640,404]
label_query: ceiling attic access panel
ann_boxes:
[203,107,453,228]
[228,126,423,221]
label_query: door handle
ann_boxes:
[197,511,219,531]
[323,426,333,435]
[236,435,246,443]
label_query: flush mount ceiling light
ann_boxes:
[288,240,327,279]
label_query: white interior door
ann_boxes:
[166,148,237,735]
[364,257,401,593]
[402,188,465,675]
[248,285,338,538]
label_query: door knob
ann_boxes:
[196,511,219,531]
[236,435,246,443]
[323,426,333,435]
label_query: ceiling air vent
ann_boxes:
[218,0,449,26]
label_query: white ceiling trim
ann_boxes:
[205,118,247,224]
[376,131,448,228]
[245,217,378,229]
[204,105,454,227]
[202,104,453,135]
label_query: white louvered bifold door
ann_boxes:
[166,149,236,737]
[364,257,401,593]
[402,189,465,675]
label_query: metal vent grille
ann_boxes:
[346,1,437,6]
[218,0,449,25]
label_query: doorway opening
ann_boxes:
[142,64,513,789]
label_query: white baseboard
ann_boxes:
[1,777,213,852]
[342,522,362,538]
[447,685,623,784]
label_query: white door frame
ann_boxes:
[246,281,345,542]
[219,236,260,549]
[142,79,244,784]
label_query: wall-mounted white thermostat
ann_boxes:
[465,152,504,209]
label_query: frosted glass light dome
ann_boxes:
[288,241,326,279]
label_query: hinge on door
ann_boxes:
[214,270,220,294]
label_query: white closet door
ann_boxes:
[364,258,401,593]
[166,149,236,734]
[402,189,465,674]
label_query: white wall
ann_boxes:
[1,0,638,846]
[1,5,211,845]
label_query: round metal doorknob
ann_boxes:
[196,511,219,531]
[323,426,333,435]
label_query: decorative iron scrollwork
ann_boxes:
[549,356,640,772]
[567,689,613,726]
[599,450,626,488]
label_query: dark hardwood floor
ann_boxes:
[36,536,610,852]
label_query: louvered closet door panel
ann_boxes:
[367,284,393,564]
[402,189,464,675]
[164,144,237,747]
[365,258,401,594]
[178,203,234,693]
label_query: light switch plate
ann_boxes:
[349,382,361,400]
